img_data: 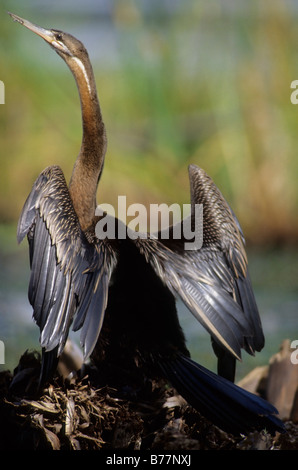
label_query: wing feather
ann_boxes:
[134,164,264,360]
[18,165,117,360]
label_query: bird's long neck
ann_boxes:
[68,54,107,231]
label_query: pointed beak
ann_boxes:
[8,12,55,44]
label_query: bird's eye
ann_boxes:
[56,33,63,41]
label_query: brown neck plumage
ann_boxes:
[68,53,107,231]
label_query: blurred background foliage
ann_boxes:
[1,0,298,244]
[0,0,297,375]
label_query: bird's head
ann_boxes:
[8,12,88,63]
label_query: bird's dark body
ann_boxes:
[10,12,286,436]
[93,237,189,385]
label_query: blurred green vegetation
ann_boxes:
[1,1,298,245]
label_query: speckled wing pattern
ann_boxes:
[135,164,264,360]
[17,165,116,360]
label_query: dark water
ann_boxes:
[0,226,297,382]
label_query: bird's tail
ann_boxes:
[159,354,285,436]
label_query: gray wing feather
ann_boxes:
[134,164,264,360]
[18,165,116,359]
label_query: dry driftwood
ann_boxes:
[238,339,298,423]
[266,339,298,421]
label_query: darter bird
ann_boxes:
[10,12,284,436]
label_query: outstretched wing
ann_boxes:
[135,164,264,361]
[17,165,117,361]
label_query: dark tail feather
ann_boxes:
[38,346,59,391]
[160,354,285,436]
